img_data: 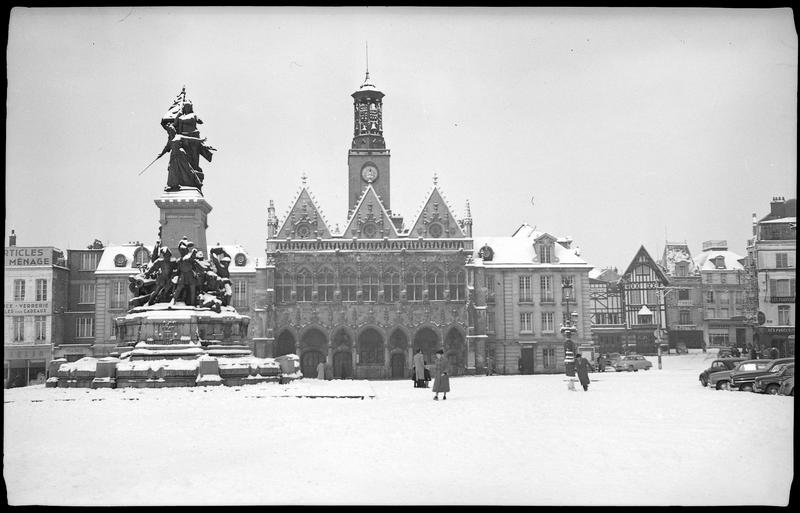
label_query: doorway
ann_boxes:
[333,351,352,379]
[390,353,405,378]
[301,350,326,378]
[520,347,535,374]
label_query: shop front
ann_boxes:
[756,326,795,358]
[4,345,50,388]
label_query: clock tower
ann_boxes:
[348,69,391,216]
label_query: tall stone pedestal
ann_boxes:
[154,188,212,256]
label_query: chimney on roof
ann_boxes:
[9,229,16,247]
[770,196,786,218]
[752,213,758,236]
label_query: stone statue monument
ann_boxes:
[158,87,216,193]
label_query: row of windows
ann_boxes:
[702,272,744,285]
[11,279,48,302]
[485,310,574,335]
[705,290,747,304]
[517,275,574,303]
[275,271,466,303]
[10,316,48,342]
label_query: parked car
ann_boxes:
[753,363,794,394]
[730,357,794,392]
[779,375,794,396]
[708,360,771,390]
[699,358,745,387]
[717,347,734,358]
[675,343,688,354]
[614,355,652,372]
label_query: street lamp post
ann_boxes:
[561,278,578,390]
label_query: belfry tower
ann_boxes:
[348,64,391,217]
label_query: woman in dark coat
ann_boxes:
[432,349,450,400]
[574,353,591,391]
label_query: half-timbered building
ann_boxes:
[620,246,669,354]
[588,267,626,354]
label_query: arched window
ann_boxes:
[448,270,466,301]
[406,270,424,301]
[362,269,379,302]
[358,328,384,365]
[383,269,400,302]
[133,247,150,268]
[427,269,445,300]
[296,269,313,302]
[318,269,335,302]
[276,271,292,303]
[341,269,357,301]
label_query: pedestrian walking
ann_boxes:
[432,349,450,400]
[316,359,326,380]
[597,354,606,373]
[769,346,779,359]
[749,345,757,360]
[486,355,494,376]
[413,348,426,388]
[574,353,591,391]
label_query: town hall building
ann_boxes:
[260,70,485,379]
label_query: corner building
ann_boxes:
[262,72,483,379]
[4,237,69,387]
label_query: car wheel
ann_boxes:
[700,377,708,387]
[717,381,730,391]
[740,384,754,393]
[644,366,649,371]
[633,367,639,372]
[766,384,779,395]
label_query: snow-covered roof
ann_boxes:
[473,224,590,267]
[208,244,257,273]
[694,249,745,271]
[760,216,796,224]
[96,244,152,274]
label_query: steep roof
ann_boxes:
[622,245,669,284]
[407,185,466,239]
[660,242,698,276]
[341,184,399,239]
[275,185,332,239]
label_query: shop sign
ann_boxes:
[4,247,53,266]
[765,327,794,335]
[4,302,51,315]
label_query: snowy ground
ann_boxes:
[3,350,793,506]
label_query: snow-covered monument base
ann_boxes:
[48,304,301,388]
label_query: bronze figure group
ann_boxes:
[128,237,233,313]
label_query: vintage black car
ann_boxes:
[699,358,745,387]
[730,357,794,392]
[753,363,794,394]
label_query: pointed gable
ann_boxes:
[341,184,399,239]
[276,187,332,239]
[622,245,669,284]
[408,187,466,239]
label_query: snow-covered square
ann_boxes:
[3,351,793,506]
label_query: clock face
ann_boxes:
[361,165,379,183]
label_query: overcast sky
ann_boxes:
[6,7,797,269]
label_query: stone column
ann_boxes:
[154,188,213,256]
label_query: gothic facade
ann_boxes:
[259,72,485,379]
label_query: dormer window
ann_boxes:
[714,256,726,269]
[675,262,688,277]
[538,243,552,263]
[132,247,150,268]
